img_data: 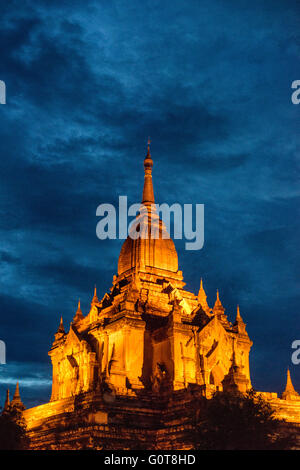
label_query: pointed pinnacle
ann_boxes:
[73,298,84,323]
[92,285,99,304]
[236,305,242,321]
[198,278,207,298]
[142,138,155,205]
[285,368,296,393]
[147,136,151,156]
[198,279,205,296]
[57,315,65,333]
[13,382,20,399]
[198,278,210,312]
[11,382,24,409]
[213,289,225,313]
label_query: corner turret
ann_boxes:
[281,369,300,401]
[10,382,25,411]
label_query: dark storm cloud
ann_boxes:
[0,0,299,405]
[33,254,106,291]
[0,293,55,362]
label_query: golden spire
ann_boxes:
[213,290,227,323]
[282,368,299,400]
[11,382,24,409]
[55,315,66,339]
[213,289,224,310]
[57,316,65,334]
[233,305,247,334]
[73,299,84,323]
[117,140,179,276]
[147,136,151,156]
[92,286,99,304]
[142,137,155,205]
[14,382,20,399]
[198,278,209,312]
[285,369,297,393]
[235,305,243,322]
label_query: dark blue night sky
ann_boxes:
[0,0,299,408]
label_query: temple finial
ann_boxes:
[198,278,210,313]
[73,299,84,323]
[142,138,155,205]
[57,316,65,334]
[14,382,20,398]
[92,285,99,304]
[11,382,24,410]
[213,289,226,318]
[214,289,223,308]
[147,136,151,156]
[233,304,247,334]
[236,305,242,321]
[285,368,296,393]
[282,368,299,400]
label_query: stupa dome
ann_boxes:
[117,141,179,276]
[118,221,179,275]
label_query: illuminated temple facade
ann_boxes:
[3,144,300,449]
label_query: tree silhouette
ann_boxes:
[193,390,296,450]
[0,407,29,450]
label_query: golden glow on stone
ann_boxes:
[20,144,300,443]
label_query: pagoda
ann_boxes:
[3,143,300,449]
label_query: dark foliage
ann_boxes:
[0,407,29,450]
[193,390,297,450]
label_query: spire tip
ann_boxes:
[147,136,151,155]
[142,138,155,204]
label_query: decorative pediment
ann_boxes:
[65,324,82,347]
[198,315,226,343]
